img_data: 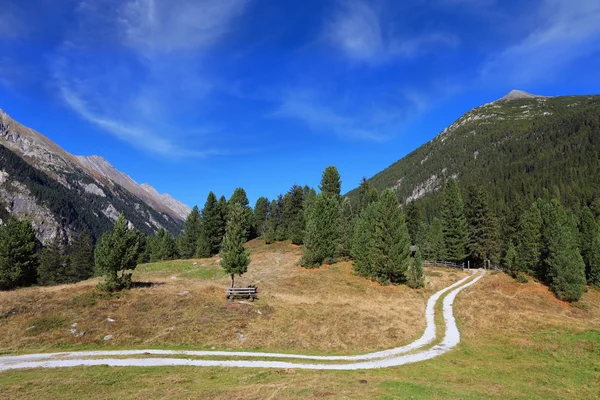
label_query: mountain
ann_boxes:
[0,107,189,244]
[347,91,600,217]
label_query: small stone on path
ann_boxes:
[103,335,113,341]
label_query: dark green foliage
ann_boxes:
[539,200,586,302]
[338,198,355,258]
[0,218,38,290]
[515,202,543,277]
[301,194,341,268]
[504,244,525,281]
[465,185,500,267]
[406,249,425,288]
[38,228,73,286]
[149,228,177,262]
[417,217,444,260]
[202,192,226,255]
[441,178,468,264]
[319,166,342,199]
[579,207,600,286]
[0,144,183,241]
[370,190,412,284]
[195,229,212,258]
[405,201,424,245]
[220,203,251,287]
[264,199,278,245]
[94,214,142,291]
[228,188,253,240]
[274,195,287,241]
[283,185,305,244]
[179,206,202,259]
[253,197,270,238]
[351,202,378,277]
[357,177,378,212]
[69,228,95,281]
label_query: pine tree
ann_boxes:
[202,192,226,255]
[441,178,468,264]
[220,203,251,287]
[351,202,377,277]
[95,214,142,291]
[505,244,527,282]
[265,199,278,244]
[180,206,202,259]
[283,185,305,244]
[69,228,95,281]
[465,185,500,267]
[275,194,287,241]
[579,206,600,286]
[515,202,543,277]
[319,166,342,199]
[357,177,374,212]
[301,194,341,268]
[38,228,70,286]
[405,201,424,245]
[195,228,212,258]
[406,249,425,289]
[149,228,177,262]
[228,188,253,240]
[370,190,411,284]
[540,200,586,302]
[0,218,38,290]
[427,218,445,260]
[338,197,355,258]
[253,197,270,238]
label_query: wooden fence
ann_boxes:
[423,260,504,271]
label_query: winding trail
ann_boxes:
[0,270,485,371]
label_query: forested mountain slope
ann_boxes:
[347,92,600,217]
[0,107,187,243]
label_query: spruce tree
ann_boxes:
[265,199,278,244]
[301,193,341,267]
[351,202,377,277]
[202,192,226,255]
[69,228,95,281]
[405,201,424,245]
[515,202,543,277]
[0,218,38,290]
[228,188,253,240]
[149,228,177,262]
[441,178,468,264]
[540,200,586,302]
[579,206,600,286]
[370,190,411,284]
[275,194,287,241]
[38,228,72,285]
[406,249,425,288]
[428,218,445,260]
[283,185,305,244]
[195,228,212,258]
[319,166,342,199]
[180,206,202,259]
[338,197,355,258]
[95,214,142,291]
[220,203,251,287]
[465,185,500,267]
[357,177,374,212]
[253,197,270,238]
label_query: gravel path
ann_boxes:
[0,270,485,371]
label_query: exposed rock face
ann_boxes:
[498,89,545,102]
[0,106,186,242]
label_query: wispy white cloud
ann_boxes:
[481,0,600,85]
[325,0,458,64]
[51,0,248,157]
[270,88,429,141]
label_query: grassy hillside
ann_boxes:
[1,241,599,399]
[347,95,600,218]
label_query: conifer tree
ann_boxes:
[95,214,142,291]
[0,218,38,290]
[338,197,355,258]
[370,190,411,283]
[253,197,270,238]
[319,166,342,199]
[228,188,253,240]
[195,228,212,258]
[69,228,95,281]
[265,199,278,244]
[504,244,526,282]
[38,228,71,286]
[441,178,468,264]
[406,249,425,288]
[579,206,600,286]
[202,192,226,255]
[221,203,251,287]
[180,206,202,259]
[283,185,305,244]
[427,217,445,260]
[515,202,543,277]
[302,186,317,222]
[351,202,378,277]
[301,193,341,267]
[357,177,374,212]
[405,201,424,245]
[149,228,177,262]
[540,200,586,302]
[465,185,500,267]
[275,194,287,241]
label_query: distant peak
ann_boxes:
[498,89,545,102]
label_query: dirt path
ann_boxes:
[0,270,485,371]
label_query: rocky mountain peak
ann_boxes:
[499,89,545,102]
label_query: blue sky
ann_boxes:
[1,0,600,208]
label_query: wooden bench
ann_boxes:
[225,286,258,301]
